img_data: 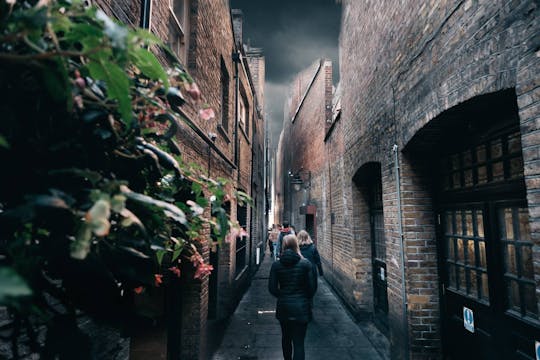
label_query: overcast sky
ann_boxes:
[230,0,342,149]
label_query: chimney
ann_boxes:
[231,9,243,45]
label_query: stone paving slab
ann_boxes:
[211,253,387,360]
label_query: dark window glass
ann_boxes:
[439,132,523,191]
[499,206,537,319]
[221,58,230,132]
[443,208,488,302]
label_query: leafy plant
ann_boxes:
[0,0,244,357]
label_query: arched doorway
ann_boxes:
[405,89,540,359]
[353,162,388,334]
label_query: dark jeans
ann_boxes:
[279,320,308,360]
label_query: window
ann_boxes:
[370,180,385,262]
[239,95,246,130]
[220,59,230,132]
[443,208,490,302]
[499,206,537,319]
[168,0,189,62]
[238,91,250,137]
[439,130,524,191]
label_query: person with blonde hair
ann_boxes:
[297,230,323,277]
[269,234,316,360]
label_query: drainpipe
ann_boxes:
[328,163,334,281]
[233,51,241,181]
[393,144,410,360]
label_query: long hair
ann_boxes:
[297,230,313,246]
[282,234,301,256]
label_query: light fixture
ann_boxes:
[291,174,304,191]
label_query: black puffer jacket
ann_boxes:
[300,244,323,276]
[268,249,316,323]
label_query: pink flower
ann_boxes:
[239,227,249,238]
[184,82,202,102]
[75,77,86,90]
[194,263,213,279]
[169,266,181,278]
[190,253,204,267]
[74,95,84,110]
[199,107,215,121]
[154,274,163,287]
[225,226,241,243]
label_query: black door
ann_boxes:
[305,214,315,243]
[437,126,540,359]
[369,176,388,333]
[208,243,218,319]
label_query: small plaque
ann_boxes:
[463,306,474,333]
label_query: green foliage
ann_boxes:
[0,0,249,357]
[0,267,32,307]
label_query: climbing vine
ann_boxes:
[0,0,248,357]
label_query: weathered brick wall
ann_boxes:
[324,0,540,359]
[94,0,141,26]
[246,48,265,112]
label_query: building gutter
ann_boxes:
[393,144,410,360]
[233,51,241,181]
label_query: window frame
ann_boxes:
[168,0,189,62]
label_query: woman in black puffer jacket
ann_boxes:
[269,234,316,360]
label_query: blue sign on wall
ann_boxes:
[463,306,474,333]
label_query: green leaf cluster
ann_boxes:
[0,0,250,357]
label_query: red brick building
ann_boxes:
[94,1,266,359]
[277,1,539,359]
[275,59,333,235]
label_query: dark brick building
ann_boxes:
[277,1,539,359]
[92,1,266,359]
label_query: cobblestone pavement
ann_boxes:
[211,253,388,360]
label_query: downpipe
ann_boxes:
[233,51,240,180]
[393,144,410,360]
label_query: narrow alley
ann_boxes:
[212,253,388,360]
[0,0,539,360]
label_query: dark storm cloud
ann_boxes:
[231,0,341,148]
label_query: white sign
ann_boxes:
[463,306,474,333]
[256,248,260,265]
[380,267,385,281]
[535,340,540,360]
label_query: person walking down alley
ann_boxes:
[277,221,293,259]
[298,230,323,278]
[268,224,280,260]
[268,234,317,360]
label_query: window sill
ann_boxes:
[168,7,185,36]
[217,125,231,143]
[239,125,251,145]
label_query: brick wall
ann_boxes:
[331,0,538,359]
[274,0,538,359]
[278,60,332,226]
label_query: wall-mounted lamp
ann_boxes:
[290,169,311,192]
